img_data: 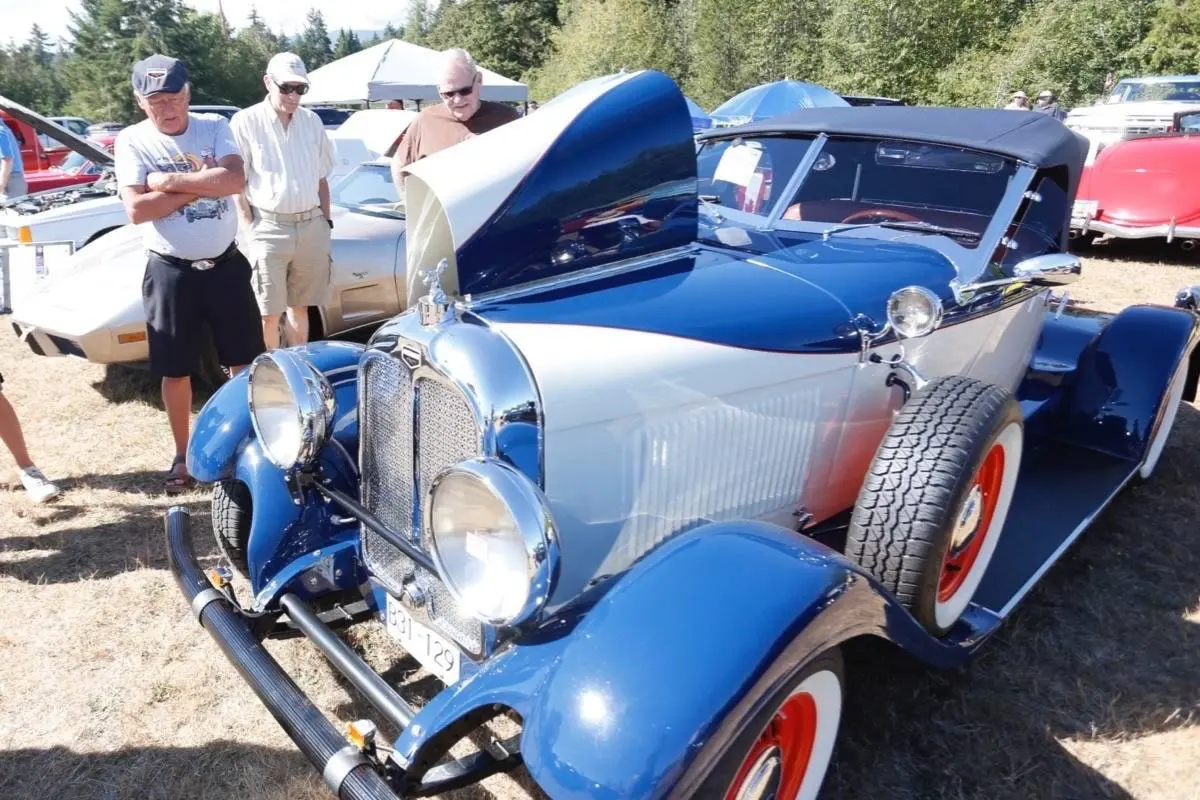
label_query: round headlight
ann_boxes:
[426,459,559,627]
[887,286,944,339]
[247,350,336,470]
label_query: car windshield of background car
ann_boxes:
[330,163,403,217]
[59,149,104,175]
[771,137,1016,249]
[1107,79,1200,104]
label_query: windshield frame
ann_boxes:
[695,130,1038,280]
[330,161,406,220]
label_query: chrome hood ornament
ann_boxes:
[418,258,454,327]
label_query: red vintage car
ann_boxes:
[1071,109,1200,251]
[23,133,116,193]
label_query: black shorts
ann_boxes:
[142,246,266,378]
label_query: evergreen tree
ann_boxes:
[296,9,334,69]
[404,0,431,45]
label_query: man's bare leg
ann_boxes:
[262,313,282,349]
[284,305,309,346]
[0,392,34,470]
[162,375,191,461]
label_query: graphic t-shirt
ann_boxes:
[114,113,240,260]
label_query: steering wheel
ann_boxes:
[840,208,921,224]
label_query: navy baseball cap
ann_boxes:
[131,54,189,96]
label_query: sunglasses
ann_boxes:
[273,79,309,95]
[440,84,475,100]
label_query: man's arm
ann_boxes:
[234,191,254,227]
[319,178,331,221]
[120,184,198,224]
[148,153,245,197]
[0,158,11,195]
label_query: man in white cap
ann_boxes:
[230,52,334,350]
[1005,91,1030,110]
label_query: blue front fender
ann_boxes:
[392,521,996,798]
[186,341,366,602]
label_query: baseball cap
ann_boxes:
[131,54,189,96]
[267,52,310,85]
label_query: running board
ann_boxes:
[974,440,1137,617]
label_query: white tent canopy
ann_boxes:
[300,40,528,106]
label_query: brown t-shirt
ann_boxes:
[395,100,520,167]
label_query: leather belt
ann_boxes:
[149,241,239,271]
[253,206,323,224]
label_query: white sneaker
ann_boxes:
[20,467,62,503]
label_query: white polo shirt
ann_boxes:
[230,100,333,214]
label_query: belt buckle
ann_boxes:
[192,259,215,271]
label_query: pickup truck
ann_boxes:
[2,111,70,172]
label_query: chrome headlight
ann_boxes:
[426,459,559,627]
[247,350,336,471]
[887,286,944,339]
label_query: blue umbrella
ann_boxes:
[710,79,849,127]
[684,96,713,132]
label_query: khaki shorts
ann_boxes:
[249,213,332,316]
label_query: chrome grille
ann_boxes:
[359,349,485,655]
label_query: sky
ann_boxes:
[3,0,419,47]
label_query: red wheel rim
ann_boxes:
[938,442,1005,602]
[725,691,818,800]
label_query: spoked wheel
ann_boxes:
[846,375,1023,636]
[705,649,844,800]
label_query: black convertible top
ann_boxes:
[698,105,1089,179]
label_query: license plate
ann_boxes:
[385,595,461,685]
[1072,199,1098,221]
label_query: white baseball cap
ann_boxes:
[267,52,309,85]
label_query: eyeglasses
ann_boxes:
[439,84,475,100]
[273,79,309,95]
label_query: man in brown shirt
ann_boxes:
[389,48,520,186]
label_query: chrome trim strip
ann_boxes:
[190,587,226,623]
[1071,219,1200,240]
[459,244,698,308]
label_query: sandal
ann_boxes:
[164,454,195,494]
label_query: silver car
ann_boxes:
[9,158,410,386]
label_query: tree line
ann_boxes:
[0,0,1197,125]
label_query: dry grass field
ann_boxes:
[0,241,1197,800]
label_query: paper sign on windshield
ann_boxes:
[714,144,762,187]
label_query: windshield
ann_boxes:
[1107,79,1200,104]
[697,134,1017,248]
[330,163,403,217]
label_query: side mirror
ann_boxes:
[1012,252,1081,287]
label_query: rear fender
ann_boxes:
[1174,285,1200,402]
[185,341,365,603]
[390,521,995,799]
[1058,304,1199,460]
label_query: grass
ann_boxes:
[0,241,1197,799]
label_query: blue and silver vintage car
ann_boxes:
[167,71,1199,799]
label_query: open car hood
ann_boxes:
[0,94,113,166]
[399,69,697,301]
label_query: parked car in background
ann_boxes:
[0,98,127,253]
[1071,123,1200,250]
[10,156,409,386]
[164,71,1196,800]
[189,104,240,120]
[1174,107,1200,133]
[1065,74,1200,153]
[22,134,116,194]
[85,121,124,135]
[1,99,72,172]
[327,108,418,184]
[311,105,353,129]
[49,116,92,137]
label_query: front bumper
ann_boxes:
[164,506,522,798]
[1070,215,1200,243]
